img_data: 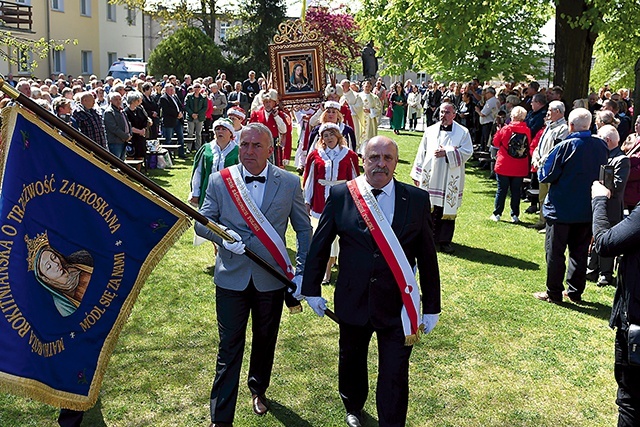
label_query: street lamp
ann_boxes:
[547,41,555,88]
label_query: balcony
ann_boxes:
[0,1,32,32]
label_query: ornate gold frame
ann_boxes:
[269,20,325,107]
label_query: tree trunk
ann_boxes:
[555,0,599,105]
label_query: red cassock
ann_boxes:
[340,103,355,132]
[250,107,293,166]
[302,146,360,217]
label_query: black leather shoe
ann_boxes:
[251,394,268,415]
[345,413,362,427]
[439,243,455,254]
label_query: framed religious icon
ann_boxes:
[269,21,325,106]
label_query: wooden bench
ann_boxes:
[125,158,145,173]
[160,144,181,161]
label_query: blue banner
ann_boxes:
[0,107,189,410]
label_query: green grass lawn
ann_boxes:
[0,129,619,426]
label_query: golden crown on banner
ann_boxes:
[25,231,50,271]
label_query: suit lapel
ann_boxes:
[260,163,280,212]
[391,180,409,236]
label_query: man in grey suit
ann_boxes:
[103,91,132,160]
[195,122,312,427]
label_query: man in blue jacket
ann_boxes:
[534,108,609,304]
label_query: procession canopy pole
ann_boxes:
[0,77,339,323]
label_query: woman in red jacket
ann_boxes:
[490,106,532,223]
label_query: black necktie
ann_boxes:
[371,189,383,198]
[245,175,266,184]
[440,124,452,131]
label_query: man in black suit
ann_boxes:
[227,81,250,113]
[158,83,186,158]
[300,136,441,427]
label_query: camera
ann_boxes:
[599,165,615,191]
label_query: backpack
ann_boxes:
[507,131,528,158]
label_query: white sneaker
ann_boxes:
[511,215,519,223]
[489,214,500,222]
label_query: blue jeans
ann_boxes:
[108,142,126,161]
[162,122,185,157]
[493,174,523,217]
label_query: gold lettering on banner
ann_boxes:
[28,331,65,357]
[59,179,121,233]
[80,253,125,331]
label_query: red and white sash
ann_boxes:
[220,166,295,280]
[347,176,422,345]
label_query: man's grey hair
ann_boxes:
[126,90,143,105]
[568,108,592,131]
[240,122,273,148]
[52,96,71,112]
[597,124,620,147]
[108,91,122,102]
[548,100,565,115]
[112,83,126,93]
[532,93,547,104]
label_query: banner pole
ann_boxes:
[0,78,338,324]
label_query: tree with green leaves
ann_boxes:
[554,0,640,111]
[356,0,552,83]
[0,31,74,75]
[147,27,224,78]
[109,0,223,40]
[222,0,287,79]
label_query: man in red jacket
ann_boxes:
[249,89,292,167]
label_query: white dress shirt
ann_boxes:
[364,178,395,224]
[242,166,268,208]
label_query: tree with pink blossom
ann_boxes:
[305,4,362,77]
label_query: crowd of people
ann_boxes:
[3,69,640,427]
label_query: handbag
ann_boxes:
[386,105,393,118]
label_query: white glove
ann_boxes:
[305,296,327,317]
[290,275,304,301]
[421,313,439,335]
[222,229,245,255]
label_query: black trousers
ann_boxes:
[615,328,640,426]
[58,409,84,427]
[544,222,591,300]
[339,321,413,427]
[209,280,284,424]
[431,205,456,245]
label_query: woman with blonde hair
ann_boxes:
[595,109,620,130]
[490,105,532,223]
[303,123,359,283]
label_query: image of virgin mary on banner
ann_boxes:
[0,106,189,410]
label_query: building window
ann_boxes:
[107,52,118,67]
[106,1,116,21]
[17,48,32,74]
[51,0,64,12]
[220,22,230,41]
[81,51,93,74]
[80,0,91,16]
[15,0,31,5]
[53,49,66,74]
[126,6,136,25]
